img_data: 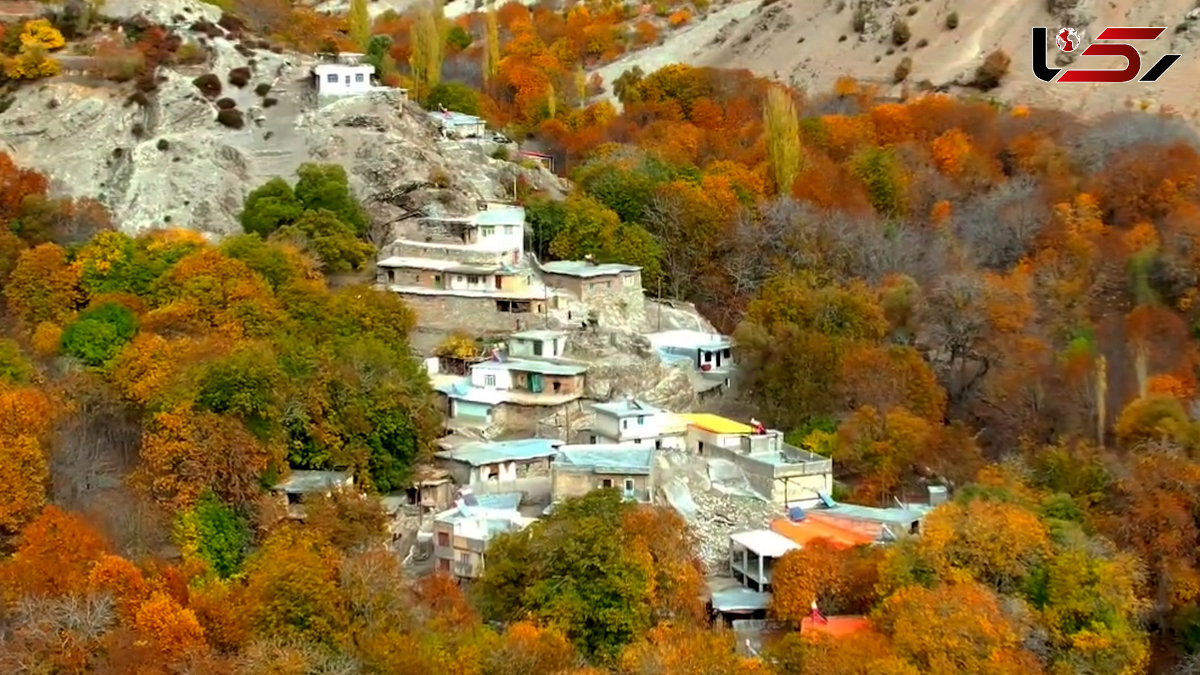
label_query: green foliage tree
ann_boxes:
[293,164,368,237]
[275,209,375,273]
[193,343,284,437]
[363,34,393,71]
[764,85,801,193]
[241,177,303,237]
[524,196,567,260]
[445,24,471,51]
[548,195,662,289]
[175,490,250,578]
[425,81,481,115]
[60,301,138,368]
[482,5,499,86]
[0,338,34,385]
[849,146,906,217]
[477,490,655,660]
[347,0,370,51]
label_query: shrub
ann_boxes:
[228,66,251,87]
[254,82,271,96]
[945,11,958,29]
[190,20,222,38]
[262,97,278,108]
[668,9,691,27]
[906,5,918,15]
[135,75,158,92]
[916,38,928,48]
[216,108,244,129]
[974,49,1010,90]
[176,41,207,64]
[126,91,150,108]
[851,4,868,32]
[894,56,912,82]
[216,97,236,109]
[131,123,145,138]
[218,13,246,34]
[892,19,911,45]
[157,138,170,151]
[193,73,221,98]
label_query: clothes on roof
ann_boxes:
[729,529,801,558]
[554,446,653,474]
[540,260,642,278]
[682,413,753,435]
[435,438,563,466]
[770,516,876,549]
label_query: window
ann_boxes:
[355,73,364,82]
[456,275,464,282]
[467,275,482,284]
[437,532,450,547]
[622,420,628,430]
[326,73,337,83]
[637,416,645,425]
[484,374,496,387]
[602,478,613,488]
[589,435,597,443]
[480,226,495,237]
[624,478,635,496]
[504,225,514,235]
[532,341,543,356]
[439,558,451,571]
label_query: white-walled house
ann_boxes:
[429,110,487,138]
[508,329,568,359]
[312,62,376,96]
[589,397,685,449]
[647,329,734,383]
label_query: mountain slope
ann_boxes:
[601,0,1200,117]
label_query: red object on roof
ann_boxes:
[770,516,875,549]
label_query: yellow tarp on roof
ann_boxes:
[681,413,752,435]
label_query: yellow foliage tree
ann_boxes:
[132,591,207,658]
[19,19,64,50]
[763,84,801,193]
[0,434,48,537]
[4,45,61,80]
[930,127,972,175]
[919,498,1051,593]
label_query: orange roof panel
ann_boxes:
[769,517,876,549]
[800,616,871,637]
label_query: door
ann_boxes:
[434,274,443,289]
[528,373,544,393]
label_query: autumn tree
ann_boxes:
[548,195,663,288]
[764,84,801,193]
[348,0,370,50]
[409,0,445,101]
[4,242,81,325]
[244,527,347,645]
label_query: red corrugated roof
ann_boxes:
[769,516,876,549]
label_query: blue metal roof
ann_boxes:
[473,206,525,226]
[591,398,662,418]
[540,260,641,278]
[435,438,564,466]
[555,446,653,474]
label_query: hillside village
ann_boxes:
[2,0,1199,671]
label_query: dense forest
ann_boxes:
[1,0,1200,672]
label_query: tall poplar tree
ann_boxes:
[763,84,801,194]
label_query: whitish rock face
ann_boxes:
[0,21,565,238]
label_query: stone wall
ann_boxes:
[398,292,548,333]
[551,470,651,501]
[388,241,515,266]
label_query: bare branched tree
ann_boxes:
[953,178,1049,269]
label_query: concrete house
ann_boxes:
[429,110,487,138]
[470,358,587,401]
[432,491,534,579]
[539,259,643,301]
[311,53,375,97]
[684,414,833,508]
[728,529,800,593]
[646,329,734,384]
[550,445,655,502]
[589,397,686,449]
[434,438,563,491]
[508,329,568,359]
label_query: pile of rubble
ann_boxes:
[655,450,782,572]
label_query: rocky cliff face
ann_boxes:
[0,0,565,237]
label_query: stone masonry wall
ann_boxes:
[399,293,547,334]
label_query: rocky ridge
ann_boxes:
[0,0,565,237]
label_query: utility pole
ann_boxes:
[657,275,663,331]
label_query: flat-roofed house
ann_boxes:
[272,470,355,518]
[550,445,656,502]
[311,53,375,97]
[728,529,800,593]
[683,414,833,508]
[589,397,686,449]
[432,491,533,579]
[434,438,563,490]
[539,259,643,301]
[646,329,734,385]
[508,329,568,359]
